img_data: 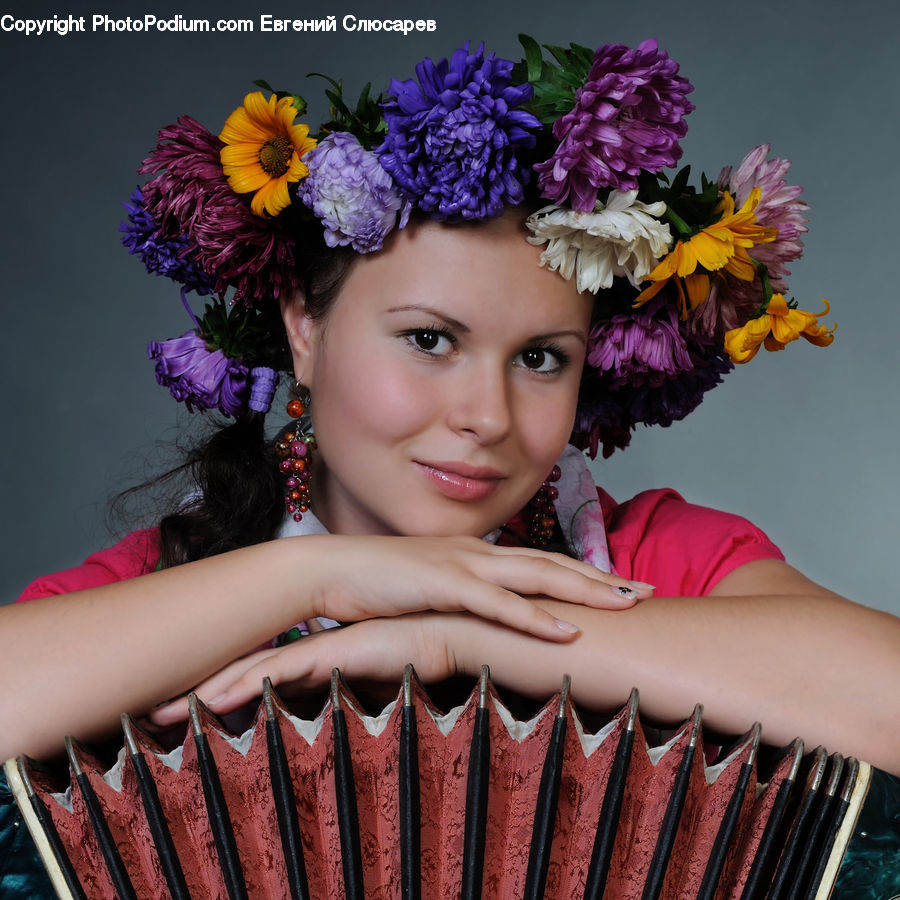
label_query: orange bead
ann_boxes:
[287,399,305,418]
[291,459,306,472]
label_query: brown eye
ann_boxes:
[402,328,456,357]
[521,348,547,370]
[414,331,441,351]
[514,345,567,374]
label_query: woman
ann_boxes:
[1,38,897,779]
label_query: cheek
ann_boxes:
[312,343,437,448]
[522,402,577,475]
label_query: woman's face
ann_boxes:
[284,214,593,537]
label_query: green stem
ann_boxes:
[749,260,774,318]
[663,205,692,237]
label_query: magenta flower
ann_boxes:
[536,39,694,210]
[140,116,300,305]
[574,315,732,458]
[718,144,808,294]
[148,331,249,415]
[587,298,694,389]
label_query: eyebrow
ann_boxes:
[386,304,469,333]
[386,304,587,345]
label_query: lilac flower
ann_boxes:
[299,132,410,252]
[120,188,215,294]
[148,330,249,416]
[377,42,542,220]
[718,144,808,294]
[140,116,300,305]
[536,40,694,210]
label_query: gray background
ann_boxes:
[2,0,898,616]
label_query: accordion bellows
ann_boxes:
[6,668,867,899]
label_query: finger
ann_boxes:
[206,625,397,713]
[148,649,280,725]
[478,544,655,597]
[467,553,644,609]
[433,575,585,640]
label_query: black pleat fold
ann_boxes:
[333,702,364,900]
[399,696,421,900]
[264,684,310,900]
[191,703,248,900]
[461,677,490,900]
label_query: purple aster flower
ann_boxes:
[624,344,732,428]
[587,298,694,389]
[299,132,410,252]
[536,39,694,210]
[718,144,808,295]
[148,330,249,416]
[377,42,542,220]
[140,116,300,305]
[573,306,732,457]
[571,392,636,458]
[120,188,215,295]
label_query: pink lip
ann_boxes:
[414,460,506,501]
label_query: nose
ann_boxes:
[445,363,512,445]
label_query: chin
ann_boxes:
[391,502,512,539]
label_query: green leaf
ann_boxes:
[307,71,341,91]
[518,33,543,83]
[669,164,692,198]
[252,78,276,93]
[306,71,387,149]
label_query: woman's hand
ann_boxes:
[150,613,456,725]
[296,533,652,641]
[150,535,653,725]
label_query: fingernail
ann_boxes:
[555,619,580,634]
[615,586,639,600]
[208,694,227,708]
[629,581,655,591]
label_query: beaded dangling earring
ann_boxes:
[526,464,562,546]
[275,382,317,523]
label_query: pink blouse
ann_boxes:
[17,489,783,603]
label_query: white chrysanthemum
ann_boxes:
[526,190,672,294]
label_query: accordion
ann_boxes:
[4,667,877,899]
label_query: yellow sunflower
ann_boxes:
[220,92,317,217]
[634,189,777,316]
[724,294,835,364]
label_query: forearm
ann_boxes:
[1,532,641,760]
[0,538,315,759]
[448,593,900,774]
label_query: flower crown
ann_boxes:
[123,37,834,457]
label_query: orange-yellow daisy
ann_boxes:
[220,92,317,217]
[634,189,778,317]
[724,294,835,364]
